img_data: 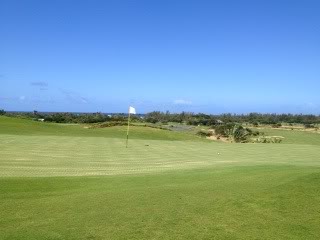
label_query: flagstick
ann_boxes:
[126,111,131,148]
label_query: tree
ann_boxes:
[0,109,5,115]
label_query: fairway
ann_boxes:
[1,117,320,239]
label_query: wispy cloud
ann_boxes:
[0,96,14,101]
[30,81,48,87]
[0,96,26,102]
[59,89,89,104]
[173,99,192,105]
[304,102,318,109]
[80,97,88,104]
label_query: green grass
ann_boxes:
[257,127,320,146]
[0,116,204,141]
[1,116,320,239]
[1,134,320,177]
[2,167,320,240]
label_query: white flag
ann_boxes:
[129,106,136,114]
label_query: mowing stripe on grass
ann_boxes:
[1,134,320,177]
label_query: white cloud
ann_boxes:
[19,96,26,101]
[173,99,192,105]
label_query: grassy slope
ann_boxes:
[0,116,204,141]
[1,116,320,239]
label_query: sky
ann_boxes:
[1,0,320,114]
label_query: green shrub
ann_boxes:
[251,136,283,144]
[304,124,315,128]
[90,121,127,128]
[0,109,6,115]
[214,123,235,137]
[272,123,282,128]
[196,130,213,138]
[252,122,259,127]
[214,124,265,143]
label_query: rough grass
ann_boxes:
[257,128,320,146]
[1,116,320,239]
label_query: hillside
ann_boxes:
[0,116,205,141]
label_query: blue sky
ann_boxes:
[1,0,319,114]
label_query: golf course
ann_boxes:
[2,0,320,238]
[1,116,320,239]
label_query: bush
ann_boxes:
[90,121,127,128]
[214,123,235,137]
[252,130,261,136]
[214,124,262,143]
[146,118,158,124]
[304,123,315,128]
[251,136,283,143]
[196,130,213,138]
[252,122,259,127]
[272,123,282,128]
[232,126,252,143]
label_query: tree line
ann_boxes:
[145,111,320,125]
[1,109,320,125]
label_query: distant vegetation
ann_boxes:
[2,110,320,126]
[4,111,135,124]
[145,111,320,126]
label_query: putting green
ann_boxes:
[1,134,320,177]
